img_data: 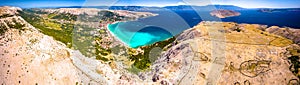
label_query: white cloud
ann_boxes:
[177,2,187,5]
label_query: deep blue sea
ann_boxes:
[108,9,300,48]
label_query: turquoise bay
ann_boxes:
[107,21,174,48]
[108,9,300,48]
[107,11,192,48]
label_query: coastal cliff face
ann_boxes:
[0,6,299,85]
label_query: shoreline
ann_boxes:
[106,23,133,48]
[105,12,160,49]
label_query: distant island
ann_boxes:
[210,9,241,18]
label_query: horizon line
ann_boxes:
[2,4,300,9]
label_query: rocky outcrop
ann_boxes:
[210,9,241,18]
[0,6,21,17]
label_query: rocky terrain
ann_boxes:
[144,21,300,84]
[210,9,241,18]
[0,6,299,85]
[0,7,96,85]
[0,6,21,17]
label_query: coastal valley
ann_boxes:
[0,5,300,85]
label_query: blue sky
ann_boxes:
[0,0,299,8]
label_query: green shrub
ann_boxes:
[0,14,14,18]
[0,24,7,35]
[129,37,176,70]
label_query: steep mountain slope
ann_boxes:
[0,6,94,85]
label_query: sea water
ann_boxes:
[108,10,300,48]
[108,21,174,48]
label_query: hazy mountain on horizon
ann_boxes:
[35,5,247,11]
[16,5,300,11]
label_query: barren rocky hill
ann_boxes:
[146,21,300,84]
[0,6,102,85]
[0,6,299,85]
